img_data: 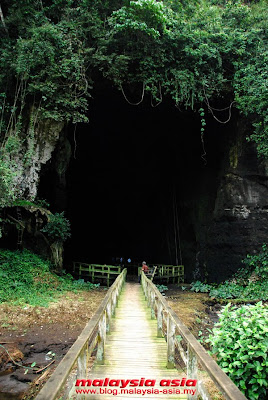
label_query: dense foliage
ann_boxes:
[208,302,268,400]
[41,211,71,242]
[0,0,267,156]
[0,249,99,306]
[156,283,168,293]
[191,245,268,301]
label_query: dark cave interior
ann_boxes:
[38,84,232,277]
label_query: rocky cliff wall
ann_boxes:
[196,118,268,282]
[12,113,65,200]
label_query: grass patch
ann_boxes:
[0,249,99,307]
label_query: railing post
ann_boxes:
[143,275,148,300]
[167,315,176,369]
[77,346,87,399]
[187,344,198,400]
[96,312,106,364]
[115,285,119,305]
[112,289,117,317]
[147,285,151,307]
[156,298,163,337]
[150,291,156,319]
[106,300,112,333]
[77,346,87,378]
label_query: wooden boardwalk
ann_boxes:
[86,283,188,399]
[36,271,247,400]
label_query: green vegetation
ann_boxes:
[191,245,268,301]
[156,284,168,293]
[41,212,71,242]
[0,249,99,306]
[208,302,268,400]
[0,135,22,208]
[0,0,267,158]
[13,198,50,209]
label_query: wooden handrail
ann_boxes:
[138,264,184,284]
[73,262,122,286]
[141,271,248,400]
[35,269,127,400]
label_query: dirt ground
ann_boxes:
[0,288,107,400]
[166,285,221,342]
[166,285,225,400]
[0,284,224,400]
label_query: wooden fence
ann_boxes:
[35,268,127,400]
[138,264,184,283]
[73,262,122,286]
[154,264,184,283]
[141,271,248,400]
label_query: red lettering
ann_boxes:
[160,379,171,386]
[75,379,92,387]
[171,379,181,386]
[144,379,156,386]
[130,379,139,386]
[92,379,103,386]
[186,379,197,386]
[109,379,120,386]
[139,377,145,386]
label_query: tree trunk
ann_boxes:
[50,242,63,273]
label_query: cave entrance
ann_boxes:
[40,83,227,278]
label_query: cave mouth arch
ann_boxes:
[38,83,232,279]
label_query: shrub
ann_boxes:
[156,284,168,293]
[0,249,98,306]
[41,212,71,242]
[241,244,268,282]
[190,281,212,293]
[209,282,244,299]
[208,302,268,400]
[13,198,50,209]
[190,245,268,301]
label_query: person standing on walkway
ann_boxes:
[142,261,149,273]
[139,261,149,283]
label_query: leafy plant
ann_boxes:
[208,302,268,400]
[190,281,212,293]
[13,198,50,209]
[191,245,268,301]
[209,282,244,299]
[71,278,100,290]
[0,0,267,157]
[35,198,50,208]
[241,244,268,282]
[0,249,99,306]
[41,212,71,242]
[0,157,16,207]
[156,284,168,293]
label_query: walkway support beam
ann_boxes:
[141,271,248,400]
[35,269,127,400]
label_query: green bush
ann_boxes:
[208,302,268,400]
[190,245,268,301]
[190,281,212,293]
[209,282,244,299]
[156,284,168,293]
[41,212,71,242]
[0,249,98,306]
[13,198,50,209]
[241,244,268,282]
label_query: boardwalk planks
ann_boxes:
[87,283,188,399]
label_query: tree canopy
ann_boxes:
[0,0,267,155]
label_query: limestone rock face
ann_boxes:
[198,120,268,282]
[14,116,65,200]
